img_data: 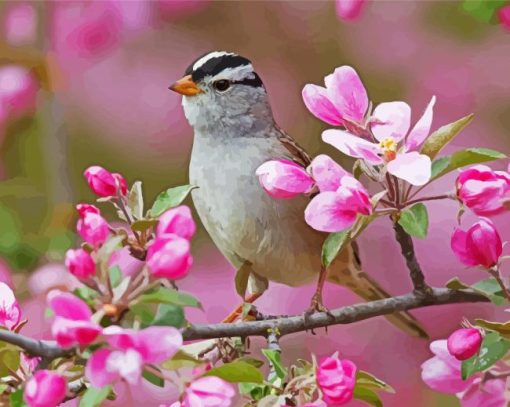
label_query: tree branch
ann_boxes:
[0,330,73,360]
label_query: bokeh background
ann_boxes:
[1,1,510,405]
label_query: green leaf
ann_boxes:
[127,181,144,220]
[430,148,506,181]
[151,304,185,328]
[204,361,264,383]
[446,277,505,305]
[261,349,287,380]
[73,286,99,305]
[237,357,264,369]
[462,0,506,23]
[0,203,21,253]
[474,319,510,339]
[238,383,271,401]
[162,350,202,370]
[356,370,395,393]
[322,230,351,268]
[129,303,156,325]
[353,386,383,407]
[79,386,112,407]
[398,203,429,239]
[421,114,474,159]
[108,266,122,288]
[0,349,20,376]
[131,219,158,233]
[461,332,510,379]
[9,389,26,407]
[0,383,8,394]
[143,368,165,387]
[149,185,197,218]
[136,287,202,309]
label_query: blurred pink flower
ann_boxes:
[323,96,436,186]
[28,263,79,297]
[305,171,372,232]
[459,378,507,407]
[109,246,145,278]
[20,353,41,374]
[451,218,503,268]
[456,165,510,216]
[0,65,38,124]
[335,0,367,21]
[447,328,482,361]
[0,281,21,330]
[174,376,235,407]
[147,235,193,280]
[84,165,128,197]
[256,159,314,199]
[65,248,96,281]
[3,3,37,46]
[157,206,196,240]
[499,5,510,31]
[302,66,368,126]
[24,370,67,407]
[0,257,14,287]
[47,290,101,348]
[77,211,110,248]
[76,203,100,217]
[316,353,357,405]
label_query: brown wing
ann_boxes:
[275,124,312,167]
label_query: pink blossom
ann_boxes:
[47,290,101,348]
[305,173,372,232]
[0,282,21,330]
[256,159,314,199]
[76,203,100,217]
[3,3,37,46]
[309,154,349,193]
[459,378,507,407]
[77,211,110,248]
[302,66,368,126]
[451,218,503,268]
[157,206,196,240]
[322,96,436,186]
[0,65,38,123]
[447,328,483,361]
[456,165,510,216]
[65,249,96,281]
[181,376,235,407]
[21,353,41,374]
[499,5,510,31]
[109,247,144,278]
[24,370,67,407]
[84,166,128,197]
[335,0,367,21]
[316,353,357,405]
[147,235,193,280]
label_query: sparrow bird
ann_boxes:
[169,51,427,338]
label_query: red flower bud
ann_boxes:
[65,248,96,281]
[447,328,483,361]
[83,166,128,197]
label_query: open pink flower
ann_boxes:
[451,218,503,269]
[157,206,196,240]
[323,96,436,186]
[84,166,128,197]
[65,248,96,281]
[447,328,483,361]
[0,65,38,123]
[316,353,357,405]
[302,66,368,127]
[336,0,367,21]
[182,376,235,407]
[24,370,67,407]
[47,290,101,348]
[147,235,193,280]
[0,282,21,330]
[459,378,507,407]
[456,165,510,216]
[256,159,314,199]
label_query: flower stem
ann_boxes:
[403,194,452,208]
[488,267,510,301]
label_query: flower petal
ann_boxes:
[47,290,92,321]
[387,152,431,186]
[256,159,314,199]
[302,84,344,126]
[86,349,120,388]
[405,96,436,151]
[137,326,183,364]
[309,154,349,192]
[304,191,358,232]
[322,129,382,164]
[451,229,477,267]
[371,101,411,142]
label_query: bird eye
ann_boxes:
[213,80,230,92]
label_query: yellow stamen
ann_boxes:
[379,137,398,153]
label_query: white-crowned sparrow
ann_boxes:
[169,51,427,338]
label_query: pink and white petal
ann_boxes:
[326,66,368,123]
[304,192,358,232]
[322,129,383,164]
[86,349,120,388]
[47,290,92,321]
[309,154,349,192]
[371,101,411,142]
[302,84,344,126]
[137,326,183,364]
[406,96,436,152]
[387,152,431,186]
[102,326,138,350]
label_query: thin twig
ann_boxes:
[403,194,452,208]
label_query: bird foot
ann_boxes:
[303,294,333,333]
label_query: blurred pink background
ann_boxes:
[1,1,510,406]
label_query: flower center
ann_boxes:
[379,137,397,162]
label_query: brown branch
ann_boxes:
[0,330,73,360]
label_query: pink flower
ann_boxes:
[24,370,67,407]
[0,65,38,123]
[335,0,367,21]
[456,165,510,216]
[3,3,37,46]
[76,203,100,217]
[499,5,510,31]
[447,328,483,361]
[302,66,368,126]
[84,166,128,197]
[451,218,503,268]
[77,211,109,248]
[147,235,193,280]
[256,159,314,199]
[47,290,101,348]
[181,376,235,407]
[322,96,436,186]
[21,353,41,374]
[316,353,357,405]
[109,247,144,278]
[65,249,96,281]
[305,172,372,232]
[86,326,182,387]
[157,206,196,240]
[0,282,21,330]
[460,378,507,407]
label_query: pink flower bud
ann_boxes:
[147,235,193,280]
[499,5,510,31]
[65,248,96,281]
[456,165,510,216]
[256,159,315,199]
[77,212,109,248]
[83,166,128,197]
[157,205,196,240]
[0,65,38,122]
[316,353,357,405]
[76,203,100,217]
[336,0,367,21]
[184,376,235,407]
[24,370,67,407]
[451,218,503,268]
[0,281,21,330]
[447,328,483,361]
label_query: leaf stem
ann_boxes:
[488,267,510,301]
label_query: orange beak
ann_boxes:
[169,75,202,96]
